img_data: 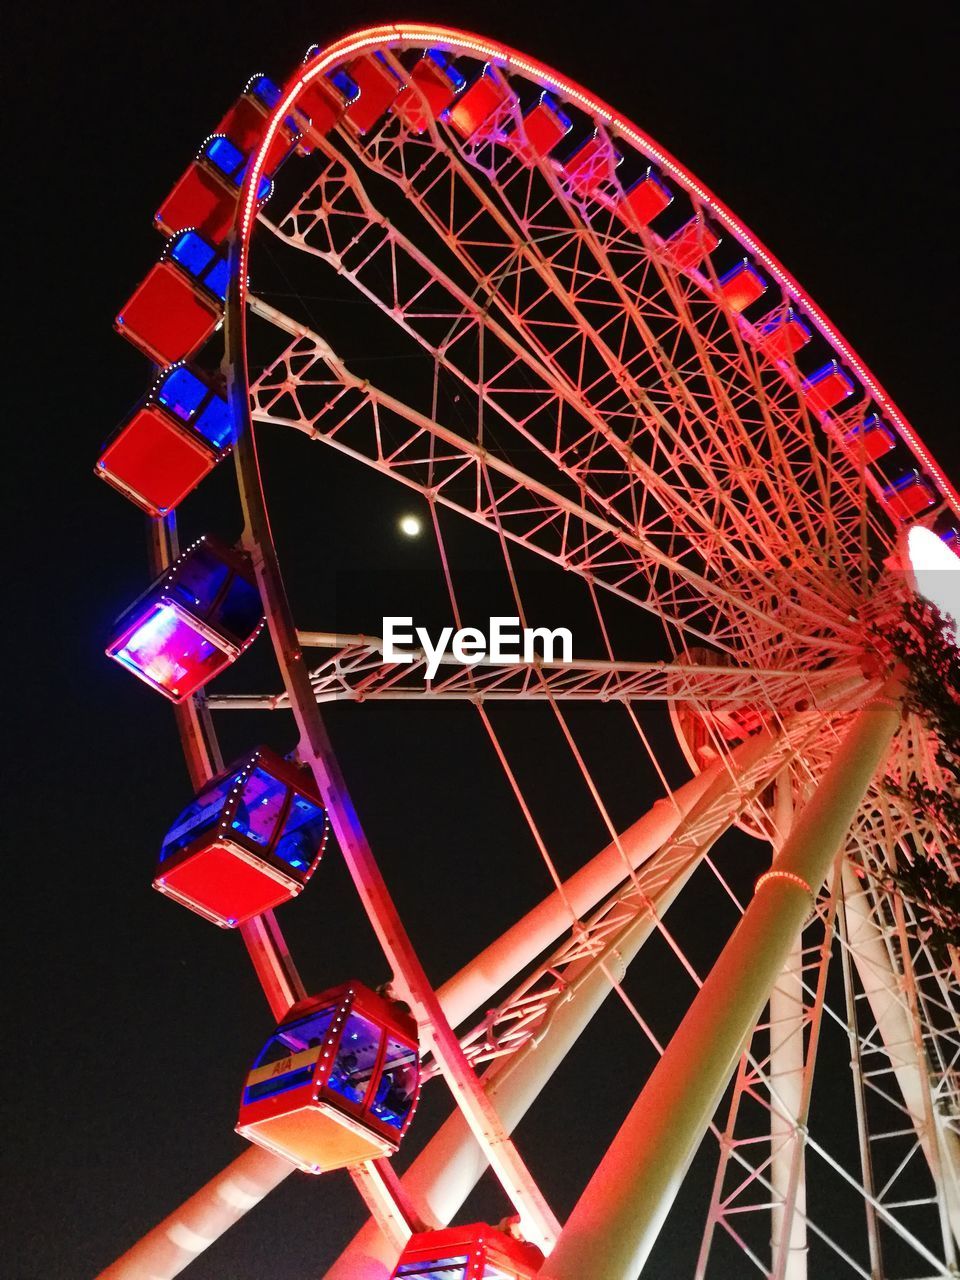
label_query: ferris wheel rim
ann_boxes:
[235,21,960,528]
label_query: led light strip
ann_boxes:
[755,869,816,910]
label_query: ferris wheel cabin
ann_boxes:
[156,134,274,243]
[214,74,299,160]
[717,259,769,313]
[96,364,234,515]
[394,51,466,133]
[155,73,304,243]
[337,53,404,135]
[154,747,328,927]
[505,91,572,160]
[662,215,721,271]
[884,470,937,519]
[390,1224,544,1280]
[835,412,897,464]
[237,983,420,1172]
[801,359,856,416]
[618,168,674,227]
[756,308,813,361]
[446,64,513,142]
[115,230,229,367]
[106,535,264,702]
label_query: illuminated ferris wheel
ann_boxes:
[96,23,960,1280]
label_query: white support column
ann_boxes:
[96,1146,292,1280]
[842,863,960,1248]
[541,679,903,1280]
[769,933,808,1279]
[436,758,725,1030]
[436,678,865,1034]
[769,777,809,1280]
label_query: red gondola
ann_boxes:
[106,535,264,702]
[801,360,856,416]
[389,1223,544,1280]
[215,73,300,172]
[755,307,812,361]
[617,169,673,227]
[716,260,768,313]
[662,216,720,271]
[237,983,419,1172]
[115,230,228,367]
[885,471,937,519]
[562,132,622,197]
[513,92,572,158]
[394,51,465,133]
[840,413,897,463]
[154,747,328,927]
[96,364,233,515]
[446,67,512,141]
[342,53,403,134]
[155,134,276,243]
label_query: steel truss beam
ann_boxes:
[697,878,838,1279]
[842,712,960,1263]
[840,866,958,1277]
[353,99,873,581]
[203,629,859,712]
[256,103,895,660]
[694,859,960,1280]
[247,297,865,669]
[844,866,960,1255]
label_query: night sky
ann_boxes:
[4,3,958,1277]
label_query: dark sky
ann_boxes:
[3,3,958,1278]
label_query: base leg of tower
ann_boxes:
[96,1146,292,1280]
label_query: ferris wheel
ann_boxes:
[95,22,960,1280]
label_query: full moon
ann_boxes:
[399,514,423,538]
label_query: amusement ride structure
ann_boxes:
[96,23,960,1280]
